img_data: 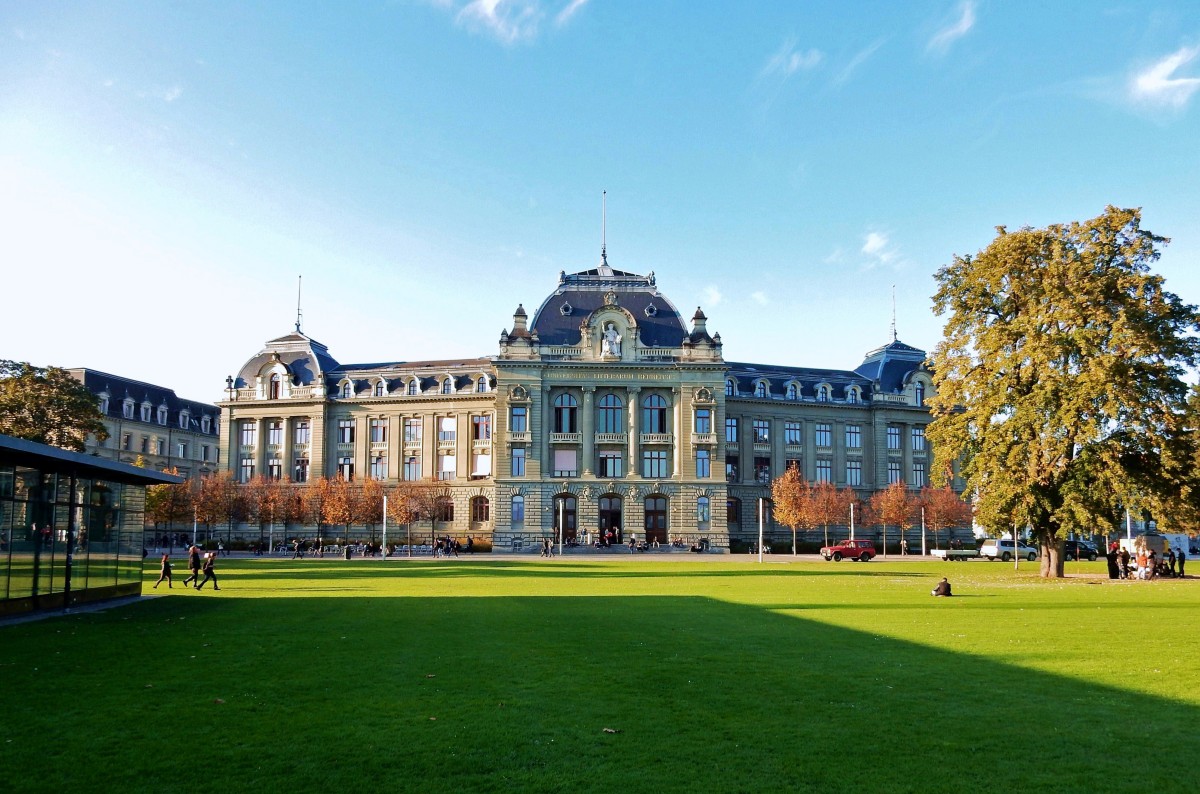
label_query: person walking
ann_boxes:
[1178,548,1187,578]
[900,538,909,556]
[181,545,202,587]
[152,553,173,589]
[291,538,303,559]
[196,552,220,590]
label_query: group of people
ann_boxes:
[1105,543,1187,580]
[152,544,219,590]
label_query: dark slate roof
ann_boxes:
[529,265,688,348]
[235,331,341,389]
[726,362,873,399]
[68,369,220,436]
[0,432,183,486]
[853,339,927,393]
[325,358,494,393]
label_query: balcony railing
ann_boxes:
[403,439,422,450]
[370,441,387,451]
[550,433,581,444]
[595,432,627,444]
[691,433,717,446]
[472,439,491,450]
[784,444,803,455]
[640,433,673,445]
[508,431,531,444]
[752,442,771,453]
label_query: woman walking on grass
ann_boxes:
[152,553,173,589]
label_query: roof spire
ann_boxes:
[296,275,304,333]
[890,284,897,342]
[601,190,607,265]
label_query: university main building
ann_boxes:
[219,259,935,549]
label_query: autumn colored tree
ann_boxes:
[323,475,355,541]
[357,478,386,540]
[919,486,973,550]
[245,475,287,538]
[0,360,108,451]
[929,207,1200,577]
[812,481,854,547]
[868,481,916,556]
[145,468,191,529]
[301,476,334,541]
[195,471,235,532]
[389,478,445,544]
[771,466,818,554]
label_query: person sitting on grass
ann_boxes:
[931,577,953,597]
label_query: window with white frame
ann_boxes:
[370,454,388,480]
[407,379,419,396]
[267,420,283,445]
[470,451,491,479]
[815,423,831,447]
[911,426,926,452]
[141,404,151,422]
[696,449,711,478]
[121,433,132,450]
[157,406,167,425]
[754,381,767,398]
[201,416,211,433]
[294,420,310,445]
[786,382,798,400]
[179,411,189,429]
[375,381,386,397]
[845,424,862,449]
[339,456,355,480]
[403,455,421,481]
[267,458,282,480]
[817,384,831,402]
[784,422,801,445]
[511,447,526,476]
[240,421,257,446]
[816,459,832,483]
[441,377,454,394]
[476,376,489,393]
[888,460,902,484]
[338,419,355,444]
[154,438,165,456]
[404,418,422,444]
[341,382,352,398]
[887,425,901,450]
[177,441,188,459]
[98,394,109,414]
[510,405,528,433]
[370,418,388,443]
[438,453,456,480]
[438,417,456,444]
[123,400,134,419]
[201,444,210,462]
[294,457,309,482]
[598,450,622,478]
[472,415,491,442]
[240,456,254,482]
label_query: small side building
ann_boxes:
[0,433,182,616]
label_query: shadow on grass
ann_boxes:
[1,590,1193,793]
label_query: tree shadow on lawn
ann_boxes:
[3,593,1194,793]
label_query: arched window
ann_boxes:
[599,494,622,539]
[442,378,454,395]
[915,381,926,406]
[644,495,668,544]
[476,376,489,393]
[786,383,797,400]
[817,384,831,402]
[553,393,578,433]
[341,382,352,398]
[642,394,668,434]
[554,494,577,541]
[435,496,454,523]
[846,386,860,404]
[408,379,419,396]
[511,495,525,527]
[270,373,281,400]
[725,379,736,397]
[754,381,767,398]
[697,496,711,529]
[470,496,490,523]
[597,394,623,434]
[375,381,385,397]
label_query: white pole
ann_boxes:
[192,506,198,547]
[921,507,927,556]
[849,502,855,541]
[1126,508,1132,540]
[382,495,388,557]
[757,498,764,563]
[558,498,564,557]
[269,519,274,557]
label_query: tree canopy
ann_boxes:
[0,360,108,451]
[927,206,1200,577]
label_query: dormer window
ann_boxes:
[408,379,419,396]
[341,382,352,399]
[179,411,190,430]
[725,380,736,397]
[817,384,831,402]
[915,382,926,406]
[375,381,386,397]
[442,378,454,395]
[476,376,489,393]
[123,399,134,419]
[786,383,798,400]
[846,387,861,404]
[201,416,211,433]
[98,394,109,414]
[754,381,767,398]
[269,373,281,400]
[141,404,151,422]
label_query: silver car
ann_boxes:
[979,538,1039,562]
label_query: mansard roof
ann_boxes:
[853,339,928,393]
[725,362,873,399]
[235,330,341,389]
[67,368,220,435]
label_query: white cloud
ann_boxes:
[704,286,723,307]
[750,291,768,306]
[861,231,899,269]
[760,38,823,79]
[833,39,885,86]
[555,0,589,26]
[457,0,542,45]
[162,85,182,102]
[927,1,976,55]
[1131,46,1200,108]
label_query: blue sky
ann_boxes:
[2,1,1198,402]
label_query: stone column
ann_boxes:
[256,418,268,478]
[672,387,683,479]
[582,386,595,476]
[627,387,641,477]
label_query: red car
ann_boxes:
[820,539,877,562]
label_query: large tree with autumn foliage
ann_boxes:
[928,207,1200,577]
[0,360,108,451]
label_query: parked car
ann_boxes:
[1063,540,1099,562]
[979,538,1039,562]
[820,538,877,562]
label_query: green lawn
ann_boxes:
[1,557,1197,793]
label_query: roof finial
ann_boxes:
[296,275,304,333]
[601,190,607,265]
[890,284,897,342]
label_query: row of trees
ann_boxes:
[146,473,455,541]
[770,466,972,554]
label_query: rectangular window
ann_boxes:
[123,402,134,419]
[696,449,711,478]
[339,456,355,480]
[404,418,422,444]
[553,449,578,478]
[140,437,149,454]
[725,417,738,443]
[752,419,769,444]
[267,420,283,445]
[473,415,491,441]
[846,460,862,486]
[912,426,926,452]
[438,453,456,480]
[370,455,388,480]
[294,458,309,483]
[815,423,831,448]
[598,450,623,478]
[240,456,254,483]
[754,456,770,484]
[267,459,282,480]
[471,498,490,522]
[510,405,527,433]
[511,447,526,477]
[403,456,421,481]
[726,454,738,482]
[845,424,862,449]
[294,420,311,445]
[370,418,388,443]
[512,496,525,526]
[121,432,132,450]
[154,438,165,456]
[816,459,832,483]
[888,460,903,484]
[201,444,210,462]
[642,450,668,478]
[470,452,491,478]
[694,408,711,434]
[784,422,802,445]
[786,457,801,472]
[177,441,188,458]
[438,416,456,444]
[338,419,355,444]
[912,462,926,488]
[887,425,901,450]
[240,421,257,446]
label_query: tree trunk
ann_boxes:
[1037,531,1065,578]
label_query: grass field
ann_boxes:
[1,557,1197,793]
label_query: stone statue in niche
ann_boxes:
[602,322,622,357]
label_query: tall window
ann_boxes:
[912,426,926,452]
[154,439,165,456]
[270,373,281,399]
[201,444,211,462]
[642,449,668,478]
[294,457,309,483]
[268,420,283,445]
[510,405,528,433]
[511,495,525,527]
[471,496,490,522]
[177,441,188,458]
[725,417,738,443]
[696,449,711,478]
[338,419,355,444]
[375,380,386,397]
[438,417,456,444]
[754,456,770,484]
[915,382,926,406]
[442,378,454,394]
[157,406,167,424]
[846,460,862,486]
[341,382,352,398]
[726,497,741,525]
[438,453,456,480]
[845,424,862,449]
[294,420,310,445]
[817,384,831,402]
[403,456,421,481]
[267,458,282,480]
[887,426,901,450]
[644,496,668,543]
[554,394,578,433]
[784,422,802,445]
[912,462,926,488]
[847,387,860,404]
[339,457,354,480]
[786,383,797,400]
[476,376,489,393]
[816,459,832,483]
[815,423,831,447]
[752,419,769,443]
[597,394,623,433]
[370,455,387,480]
[240,457,254,483]
[642,394,668,434]
[404,418,422,444]
[888,460,902,484]
[435,497,454,522]
[407,379,419,396]
[123,400,134,419]
[598,450,622,478]
[726,454,738,482]
[179,411,189,429]
[472,415,491,441]
[553,449,578,477]
[725,379,736,396]
[201,416,211,433]
[511,447,526,476]
[554,495,577,539]
[141,436,149,454]
[697,496,711,528]
[755,381,767,398]
[121,433,132,450]
[239,421,256,446]
[369,418,388,443]
[694,408,711,434]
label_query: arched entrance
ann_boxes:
[599,494,622,544]
[644,495,668,544]
[553,494,577,543]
